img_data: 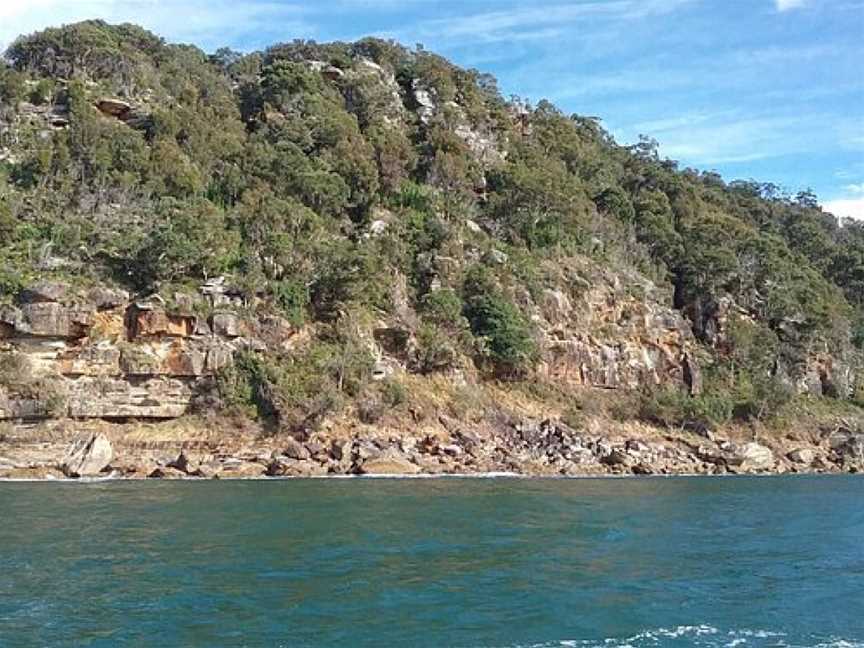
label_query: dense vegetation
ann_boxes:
[1,20,862,432]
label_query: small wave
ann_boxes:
[490,626,864,648]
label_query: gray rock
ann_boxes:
[61,433,113,477]
[210,312,241,338]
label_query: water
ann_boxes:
[1,476,862,647]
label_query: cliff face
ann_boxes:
[0,281,282,420]
[0,269,700,422]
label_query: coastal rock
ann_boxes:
[282,436,311,461]
[60,433,113,477]
[787,448,815,465]
[148,466,188,479]
[359,454,421,475]
[219,460,265,478]
[266,457,328,477]
[732,442,775,472]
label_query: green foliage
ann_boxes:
[462,266,537,374]
[130,200,240,289]
[272,279,310,327]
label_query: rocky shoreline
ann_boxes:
[2,415,861,481]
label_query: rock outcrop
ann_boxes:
[60,433,113,477]
[0,281,293,422]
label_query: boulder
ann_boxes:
[166,451,190,473]
[61,433,113,477]
[734,442,775,472]
[220,460,265,478]
[19,281,69,304]
[210,312,241,338]
[601,449,630,467]
[147,466,188,479]
[86,287,129,310]
[787,448,815,465]
[359,454,421,475]
[266,458,328,477]
[95,98,132,118]
[283,436,311,461]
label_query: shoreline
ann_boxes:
[2,415,862,481]
[1,471,860,483]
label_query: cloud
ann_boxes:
[823,197,864,220]
[617,109,844,165]
[386,0,694,47]
[844,182,864,195]
[0,1,313,53]
[775,0,808,11]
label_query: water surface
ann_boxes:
[1,476,862,647]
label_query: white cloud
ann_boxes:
[0,1,313,53]
[776,0,808,11]
[388,0,694,47]
[845,182,864,194]
[823,197,864,220]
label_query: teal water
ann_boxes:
[0,476,862,647]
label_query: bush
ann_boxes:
[272,279,309,327]
[462,267,537,375]
[639,387,734,431]
[414,323,460,373]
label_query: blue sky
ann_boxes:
[2,0,863,217]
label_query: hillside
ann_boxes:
[1,21,863,478]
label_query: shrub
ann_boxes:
[639,387,734,431]
[462,267,537,375]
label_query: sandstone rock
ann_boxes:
[359,454,421,475]
[266,457,328,477]
[734,442,774,472]
[19,302,90,338]
[830,433,864,462]
[58,341,121,376]
[283,436,311,460]
[220,460,264,478]
[167,451,190,473]
[95,98,132,118]
[164,346,206,377]
[87,287,129,310]
[19,281,69,304]
[66,376,194,418]
[210,312,241,338]
[148,466,188,479]
[439,443,463,457]
[412,79,437,123]
[61,433,113,477]
[131,306,195,338]
[787,448,815,465]
[601,449,630,467]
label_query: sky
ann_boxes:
[1,0,863,218]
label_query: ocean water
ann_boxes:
[0,476,862,647]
